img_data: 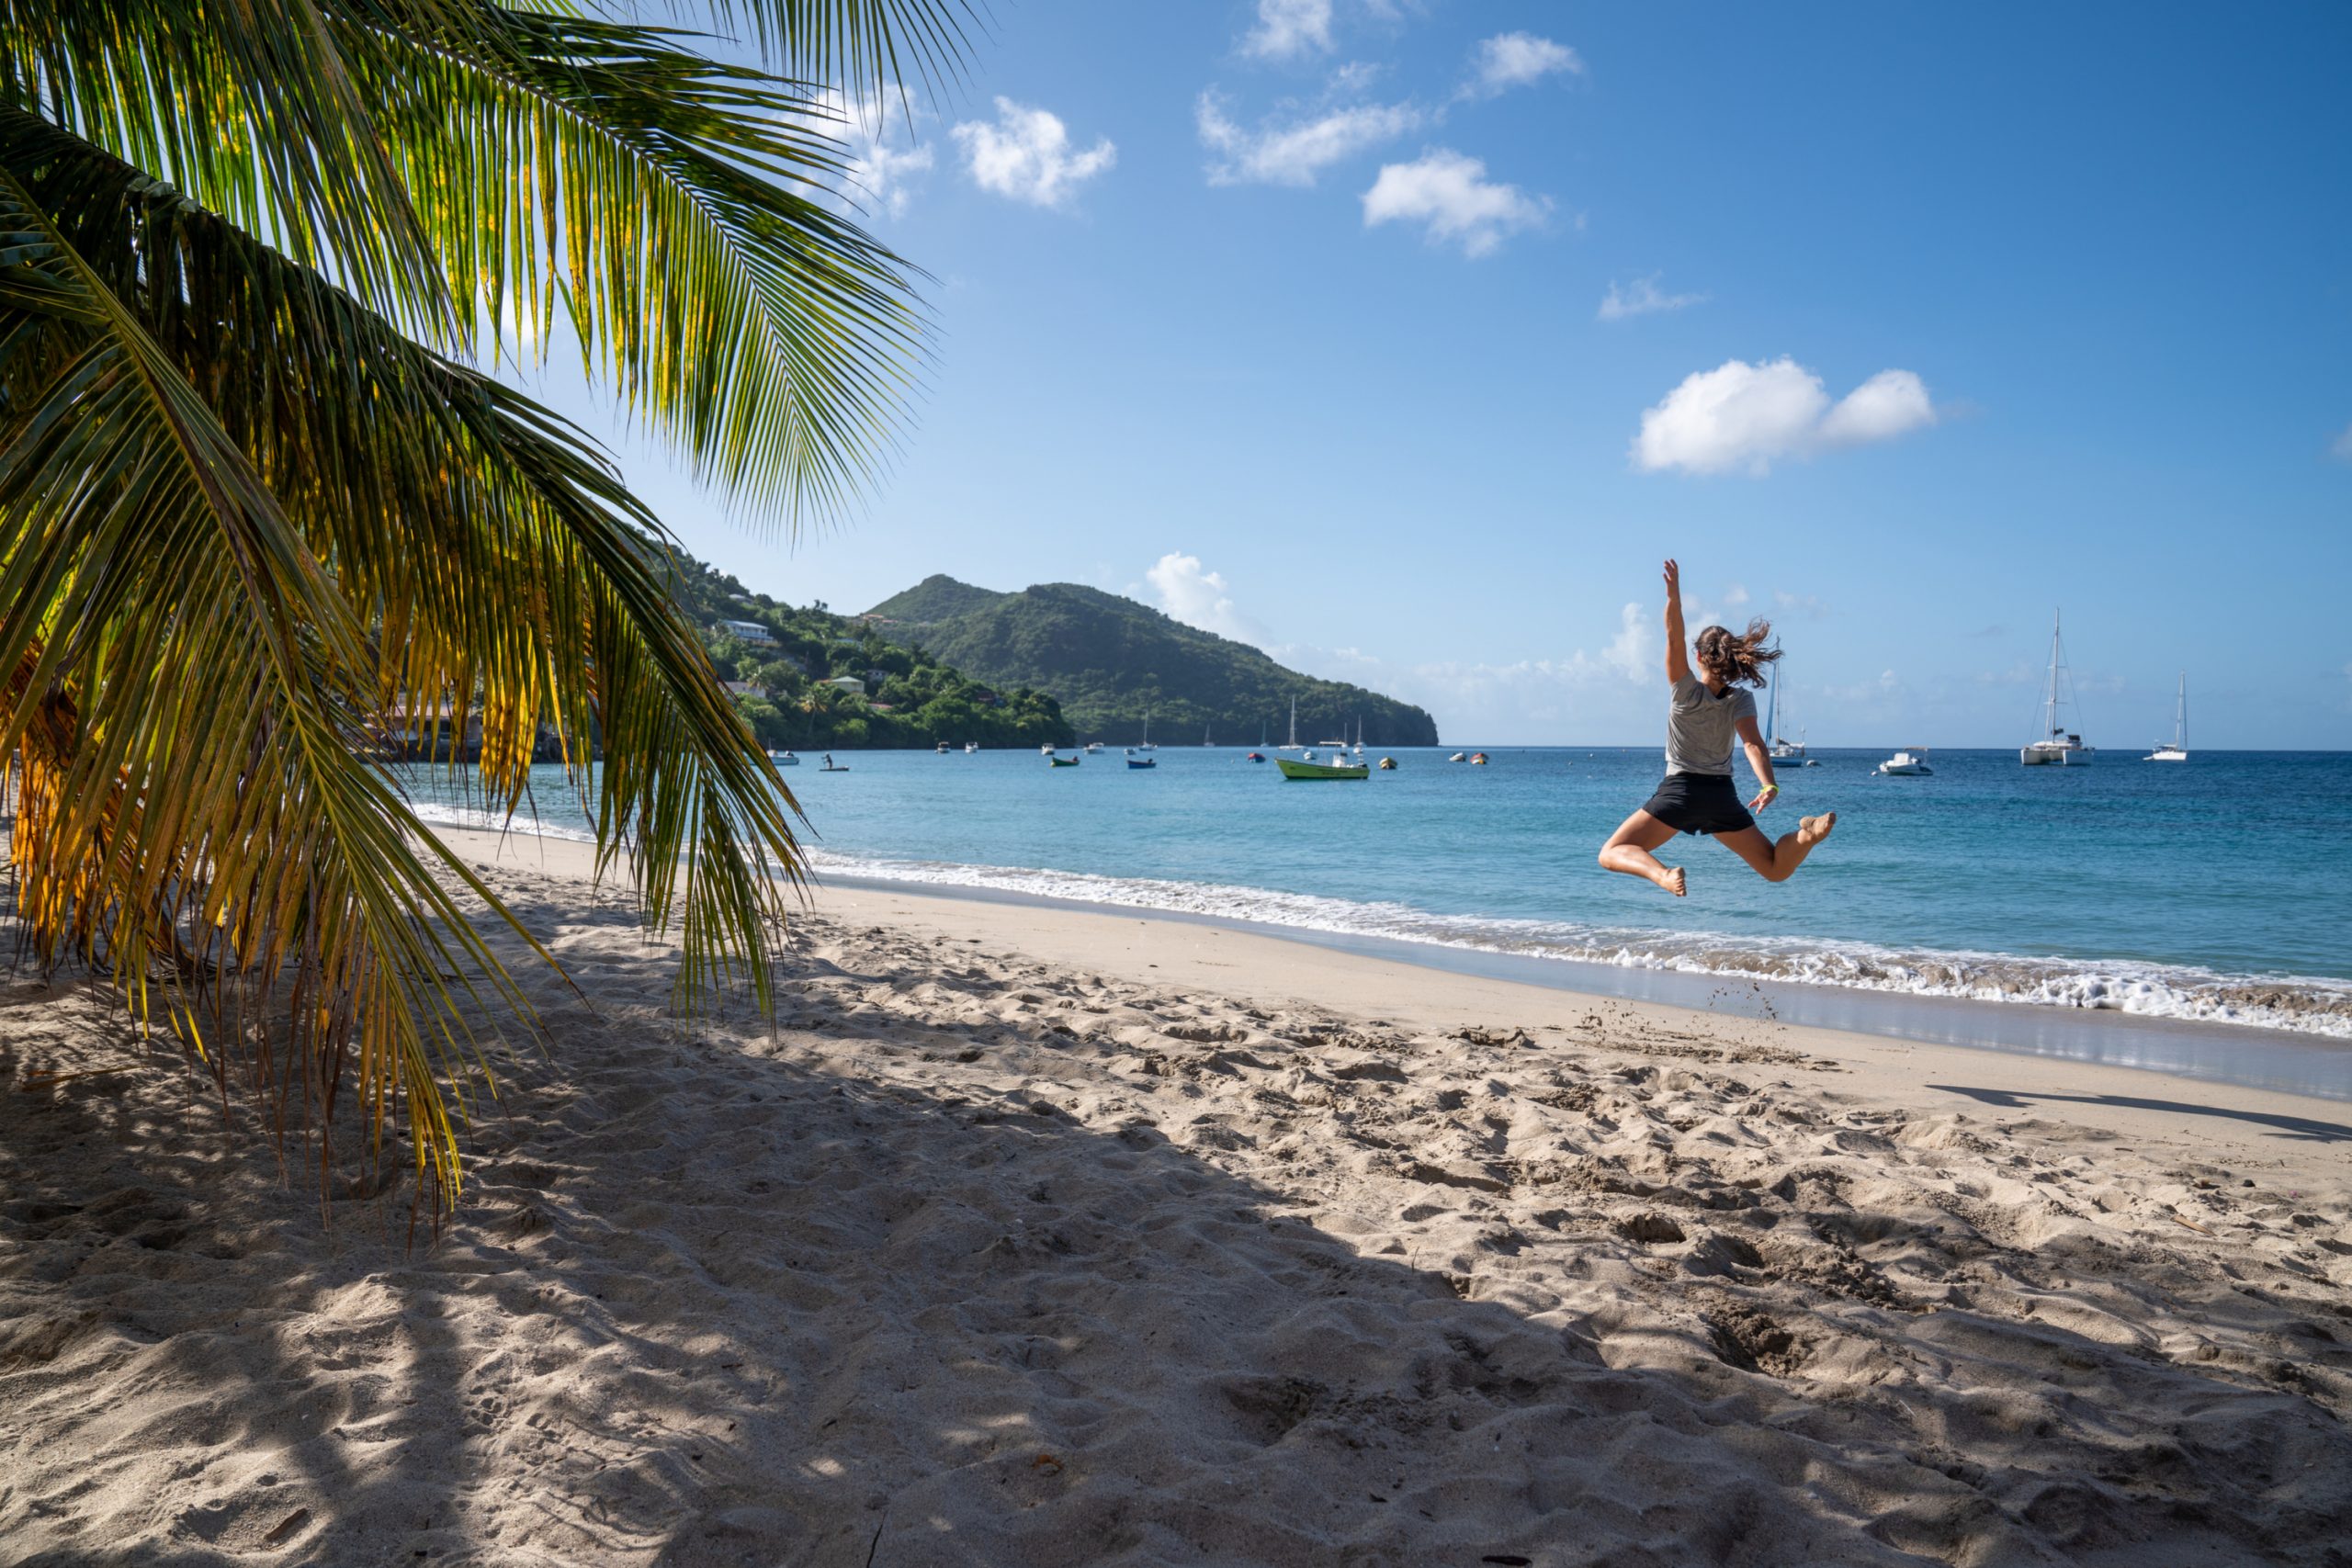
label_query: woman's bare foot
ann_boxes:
[1659,865,1687,897]
[1796,812,1837,847]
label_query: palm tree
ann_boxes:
[0,0,972,1213]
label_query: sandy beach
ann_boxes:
[4,824,2348,1566]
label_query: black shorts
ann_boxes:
[1639,773,1755,837]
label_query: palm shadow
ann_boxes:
[1928,1083,2352,1144]
[5,890,2349,1566]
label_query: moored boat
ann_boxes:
[2021,611,2095,765]
[768,750,799,766]
[1877,748,1932,776]
[1276,757,1369,781]
[2146,673,2188,761]
[1048,754,1080,767]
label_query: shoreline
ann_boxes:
[435,819,2352,1102]
[446,825,2352,1168]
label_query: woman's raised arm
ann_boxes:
[1662,558,1690,684]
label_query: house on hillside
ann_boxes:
[714,618,775,647]
[826,676,866,696]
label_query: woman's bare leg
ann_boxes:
[1715,813,1837,883]
[1599,810,1687,896]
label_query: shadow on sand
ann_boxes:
[4,886,2349,1566]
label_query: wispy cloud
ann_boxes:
[1597,273,1707,321]
[1772,590,1831,621]
[1147,553,1272,648]
[2332,422,2352,461]
[1632,358,1939,475]
[1463,32,1583,98]
[1196,90,1421,186]
[821,90,935,219]
[1722,583,1749,606]
[1362,149,1551,258]
[951,97,1115,209]
[1242,0,1333,61]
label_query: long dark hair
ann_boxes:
[1694,618,1781,689]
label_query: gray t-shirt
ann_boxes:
[1664,675,1756,776]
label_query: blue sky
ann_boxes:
[515,1,2352,748]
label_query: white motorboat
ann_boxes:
[965,741,979,753]
[768,750,799,767]
[1448,751,1466,762]
[1039,742,1057,755]
[2020,610,2095,764]
[1877,748,1932,776]
[2146,673,2188,761]
[1085,741,1102,752]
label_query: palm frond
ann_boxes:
[1,119,804,1207]
[343,6,933,521]
[0,0,462,335]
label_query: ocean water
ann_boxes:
[409,746,2352,1043]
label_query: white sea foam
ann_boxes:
[410,807,2352,1041]
[800,849,2352,1043]
[411,801,598,844]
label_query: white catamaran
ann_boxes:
[2020,610,2095,766]
[2147,672,2188,762]
[1764,668,1809,762]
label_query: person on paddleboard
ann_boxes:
[1598,558,1836,896]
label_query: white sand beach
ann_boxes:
[4,825,2348,1566]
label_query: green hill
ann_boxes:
[862,578,1440,746]
[660,553,1074,750]
[865,573,1009,623]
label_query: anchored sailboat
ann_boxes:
[1277,697,1306,752]
[1765,669,1808,761]
[2020,611,2095,765]
[2147,673,2188,762]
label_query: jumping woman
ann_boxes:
[1599,559,1836,897]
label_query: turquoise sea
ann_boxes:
[413,744,2352,1046]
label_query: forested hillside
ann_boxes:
[863,578,1439,746]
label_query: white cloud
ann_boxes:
[1817,369,1937,447]
[1631,357,1939,475]
[1196,91,1420,186]
[1148,553,1272,647]
[2331,423,2352,461]
[1597,273,1707,321]
[1362,149,1551,258]
[824,91,934,219]
[1465,32,1584,97]
[951,97,1115,209]
[1243,0,1332,60]
[1723,583,1749,606]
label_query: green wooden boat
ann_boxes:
[1048,755,1081,767]
[1276,758,1369,781]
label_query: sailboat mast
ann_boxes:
[2045,611,2063,740]
[2177,671,2188,749]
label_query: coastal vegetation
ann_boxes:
[866,575,1442,745]
[675,556,1075,750]
[0,0,968,1212]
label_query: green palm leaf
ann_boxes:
[0,0,976,1215]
